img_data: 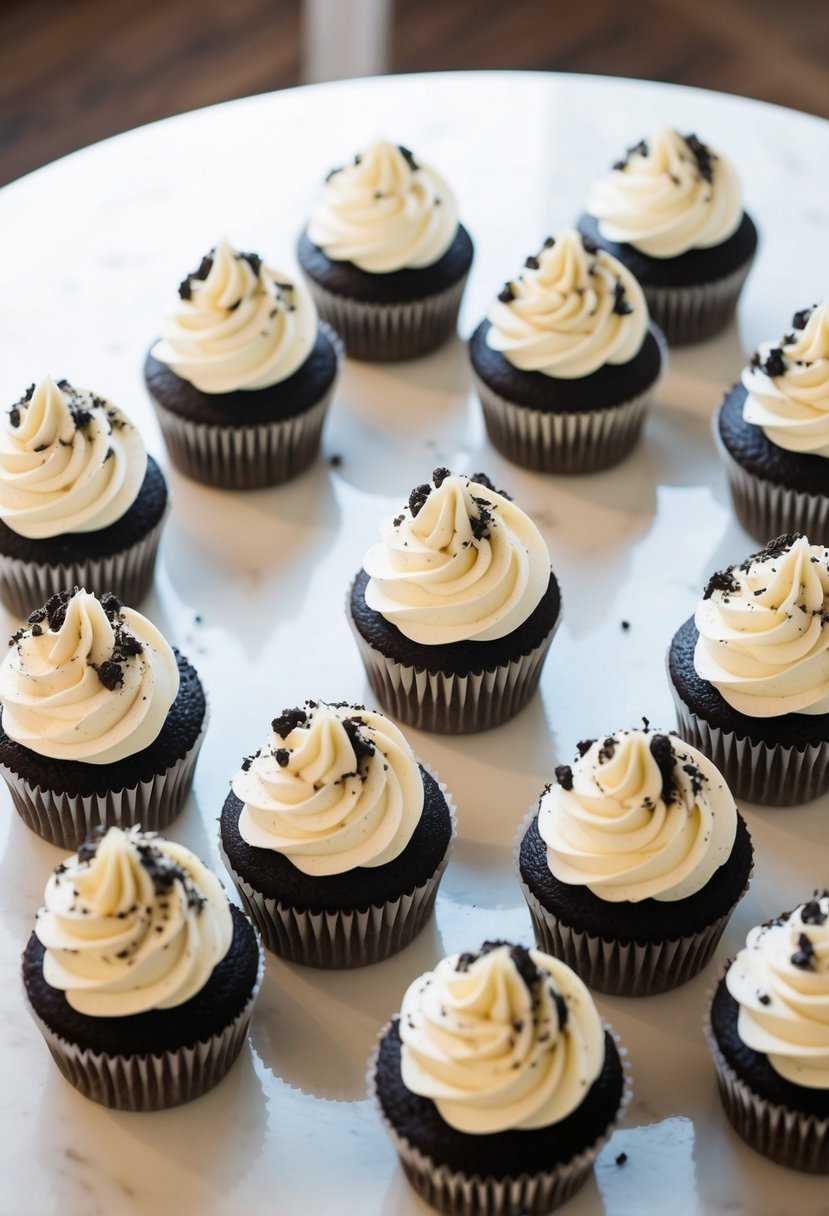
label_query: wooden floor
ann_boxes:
[1,0,827,185]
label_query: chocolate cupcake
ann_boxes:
[220,700,455,968]
[668,534,829,806]
[517,727,752,996]
[716,303,829,545]
[297,139,473,361]
[706,895,829,1173]
[0,377,167,617]
[22,826,264,1110]
[145,239,341,488]
[579,126,758,344]
[371,941,628,1215]
[0,588,206,848]
[469,229,664,473]
[349,468,561,734]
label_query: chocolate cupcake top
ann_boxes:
[362,468,550,645]
[742,303,829,459]
[694,535,829,717]
[485,229,649,378]
[0,377,147,540]
[586,126,743,258]
[34,826,232,1017]
[150,239,317,393]
[306,139,459,273]
[726,893,829,1089]
[0,588,180,763]
[231,701,425,876]
[398,941,605,1133]
[537,728,737,903]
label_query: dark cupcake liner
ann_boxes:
[642,260,753,345]
[0,716,206,849]
[669,686,829,807]
[302,276,469,362]
[27,944,264,1110]
[0,511,167,620]
[715,426,829,546]
[367,1023,631,1216]
[704,995,829,1173]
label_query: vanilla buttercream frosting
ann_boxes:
[0,377,147,540]
[742,304,829,458]
[34,826,232,1017]
[694,534,829,717]
[537,728,737,902]
[726,894,829,1089]
[0,588,180,763]
[586,126,743,258]
[306,139,458,273]
[232,701,425,876]
[398,941,605,1134]
[362,468,550,645]
[150,239,317,393]
[485,230,649,378]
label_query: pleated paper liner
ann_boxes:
[367,1022,632,1216]
[643,259,753,346]
[27,944,264,1111]
[0,509,167,621]
[704,982,829,1174]
[715,427,829,547]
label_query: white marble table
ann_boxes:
[0,72,827,1216]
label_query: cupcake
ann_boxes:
[469,229,664,473]
[349,469,561,734]
[0,377,167,617]
[517,727,753,996]
[22,825,264,1110]
[297,139,474,361]
[668,533,829,806]
[716,303,829,545]
[0,587,206,848]
[706,894,829,1172]
[371,941,628,1215]
[579,125,758,344]
[144,239,341,488]
[219,700,455,968]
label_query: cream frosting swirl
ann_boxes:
[398,942,605,1133]
[363,469,550,645]
[232,701,424,876]
[586,126,743,257]
[151,239,317,393]
[0,377,147,540]
[34,826,232,1017]
[694,535,829,717]
[726,895,829,1088]
[742,304,829,458]
[306,139,458,273]
[0,588,180,763]
[537,729,737,902]
[485,229,649,378]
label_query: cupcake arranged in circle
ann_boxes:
[22,826,263,1110]
[0,587,206,847]
[297,139,474,360]
[0,377,167,617]
[371,941,628,1215]
[579,125,758,344]
[668,534,829,805]
[716,303,829,545]
[145,239,341,488]
[348,468,561,733]
[706,894,829,1172]
[517,727,752,995]
[469,229,664,473]
[220,700,455,968]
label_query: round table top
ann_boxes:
[1,71,828,1216]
